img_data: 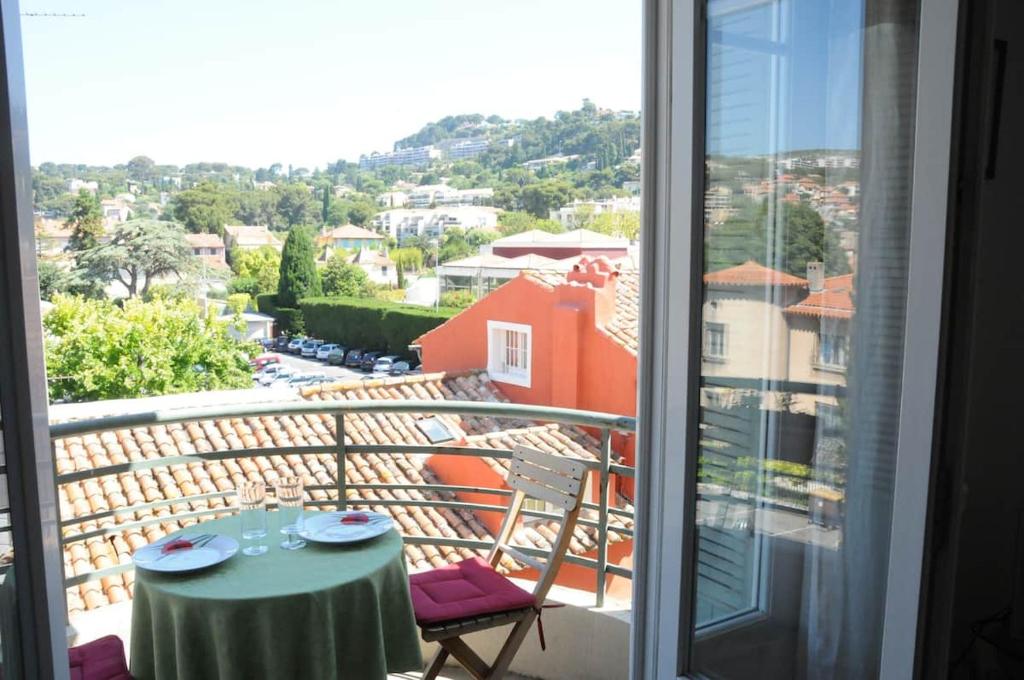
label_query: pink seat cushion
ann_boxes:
[68,635,132,680]
[410,557,536,625]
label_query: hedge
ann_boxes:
[298,297,459,358]
[255,293,304,334]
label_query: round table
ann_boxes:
[129,514,423,680]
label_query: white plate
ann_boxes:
[299,511,393,544]
[133,534,239,573]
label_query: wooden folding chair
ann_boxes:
[410,444,589,680]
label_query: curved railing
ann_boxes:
[51,400,637,608]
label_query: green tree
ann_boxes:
[276,183,316,227]
[171,183,238,235]
[37,260,73,300]
[44,295,255,402]
[706,201,848,276]
[65,189,104,251]
[76,219,196,298]
[230,245,281,294]
[497,211,565,236]
[589,211,640,240]
[391,247,424,273]
[320,254,372,297]
[520,180,576,218]
[277,226,321,306]
[321,186,331,223]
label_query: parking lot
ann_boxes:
[273,352,367,380]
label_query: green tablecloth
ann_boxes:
[129,514,422,680]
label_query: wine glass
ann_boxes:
[275,477,306,550]
[237,481,268,556]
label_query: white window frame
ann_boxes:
[631,0,958,677]
[703,322,727,361]
[486,320,532,388]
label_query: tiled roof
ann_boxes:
[704,260,808,287]
[785,274,855,320]
[324,224,383,240]
[223,225,283,248]
[54,372,625,615]
[184,233,225,249]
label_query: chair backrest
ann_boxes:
[488,445,589,601]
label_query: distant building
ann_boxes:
[406,184,494,208]
[253,180,276,192]
[223,225,284,252]
[347,247,397,286]
[358,145,441,170]
[521,154,578,172]
[550,196,640,229]
[440,137,490,160]
[623,180,641,196]
[68,179,98,195]
[318,224,384,251]
[704,185,734,224]
[185,233,228,269]
[100,198,133,226]
[438,250,637,297]
[34,218,73,257]
[489,228,631,260]
[373,207,500,244]
[220,311,276,342]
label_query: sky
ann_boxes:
[19,0,643,169]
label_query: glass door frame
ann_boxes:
[630,0,960,677]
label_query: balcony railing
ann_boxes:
[49,400,637,609]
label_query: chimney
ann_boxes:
[807,261,824,292]
[563,256,620,326]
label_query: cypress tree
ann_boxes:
[322,187,331,224]
[277,226,322,307]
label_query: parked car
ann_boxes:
[326,347,349,365]
[259,338,275,350]
[250,353,282,371]
[273,336,291,352]
[372,355,400,373]
[316,344,339,361]
[359,351,383,372]
[303,374,332,386]
[300,339,324,358]
[343,349,365,368]
[287,337,306,354]
[389,360,411,376]
[258,364,294,386]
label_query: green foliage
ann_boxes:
[226,293,251,314]
[44,295,255,402]
[65,190,104,251]
[37,260,74,300]
[299,297,458,356]
[75,219,195,298]
[520,180,577,219]
[391,247,423,272]
[440,290,476,309]
[277,226,321,307]
[255,293,304,334]
[230,245,280,294]
[588,211,640,240]
[497,211,564,236]
[320,254,372,297]
[706,201,849,276]
[276,183,317,227]
[171,182,239,236]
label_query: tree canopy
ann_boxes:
[229,245,280,295]
[320,254,372,297]
[65,189,104,251]
[44,295,254,402]
[75,219,195,298]
[171,183,239,236]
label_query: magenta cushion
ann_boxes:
[410,557,536,625]
[68,635,132,680]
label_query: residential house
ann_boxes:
[252,180,276,192]
[67,178,98,195]
[220,311,275,342]
[407,184,494,208]
[347,247,397,287]
[34,217,73,257]
[100,198,133,226]
[184,233,228,270]
[318,224,384,251]
[223,225,284,252]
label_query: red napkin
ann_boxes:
[161,538,194,554]
[341,513,369,524]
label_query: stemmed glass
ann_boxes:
[237,481,268,556]
[275,477,306,550]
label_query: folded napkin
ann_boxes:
[161,538,194,554]
[341,513,370,524]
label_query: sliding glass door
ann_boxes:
[633,0,957,677]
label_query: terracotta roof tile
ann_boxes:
[704,260,808,287]
[785,274,855,320]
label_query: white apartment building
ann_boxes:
[441,137,490,160]
[406,184,494,208]
[358,145,441,170]
[373,206,500,243]
[550,196,641,229]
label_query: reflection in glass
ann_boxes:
[692,0,920,676]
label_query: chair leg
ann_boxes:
[423,646,450,680]
[486,610,537,680]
